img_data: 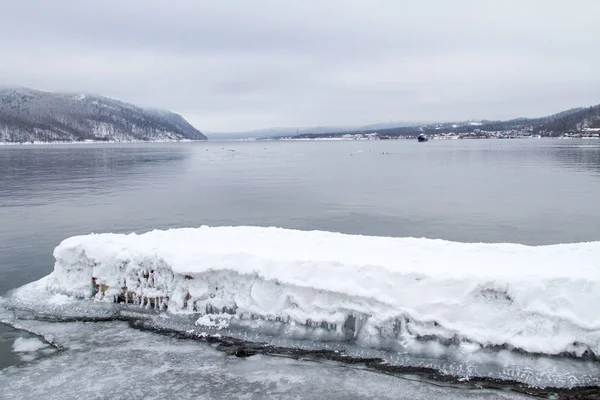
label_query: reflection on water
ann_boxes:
[549,143,600,174]
[0,145,189,206]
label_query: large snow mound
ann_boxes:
[26,227,600,357]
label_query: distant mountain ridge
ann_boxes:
[208,126,358,140]
[534,105,600,134]
[285,104,600,139]
[0,87,206,142]
[4,86,597,142]
[208,121,420,140]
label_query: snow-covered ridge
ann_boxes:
[0,86,206,142]
[24,227,600,358]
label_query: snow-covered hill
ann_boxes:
[0,87,206,142]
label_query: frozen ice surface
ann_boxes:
[142,311,600,389]
[5,276,120,320]
[0,319,532,400]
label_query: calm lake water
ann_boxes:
[0,139,599,399]
[1,139,600,295]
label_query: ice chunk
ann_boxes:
[16,226,600,358]
[12,337,49,352]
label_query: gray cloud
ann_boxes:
[1,0,599,131]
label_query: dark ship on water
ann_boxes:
[417,134,428,142]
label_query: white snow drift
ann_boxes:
[18,226,600,357]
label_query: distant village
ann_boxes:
[279,126,600,141]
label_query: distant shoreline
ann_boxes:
[278,136,599,141]
[1,136,599,145]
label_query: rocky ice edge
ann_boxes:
[18,226,600,358]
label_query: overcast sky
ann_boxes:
[1,0,599,132]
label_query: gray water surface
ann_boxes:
[1,139,600,295]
